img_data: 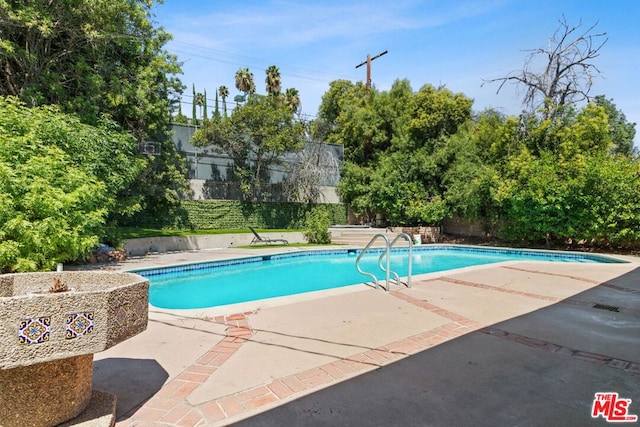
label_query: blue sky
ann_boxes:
[153,0,640,145]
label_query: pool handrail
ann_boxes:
[377,250,399,289]
[388,233,413,288]
[357,232,414,292]
[355,233,391,291]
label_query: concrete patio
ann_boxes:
[86,246,640,426]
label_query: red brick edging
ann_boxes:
[118,293,485,426]
[479,326,640,375]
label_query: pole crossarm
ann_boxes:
[355,50,388,94]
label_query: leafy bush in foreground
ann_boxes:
[0,97,143,272]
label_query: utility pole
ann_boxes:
[355,50,388,95]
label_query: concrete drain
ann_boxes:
[592,303,620,312]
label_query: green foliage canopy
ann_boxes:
[495,150,640,245]
[594,95,637,156]
[323,74,639,245]
[0,0,190,218]
[444,101,640,246]
[0,97,145,272]
[0,0,183,140]
[327,80,472,226]
[319,16,639,246]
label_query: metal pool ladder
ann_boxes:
[355,233,413,292]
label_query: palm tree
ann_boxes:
[284,88,301,114]
[234,67,255,98]
[265,65,281,96]
[219,85,229,116]
[194,92,205,121]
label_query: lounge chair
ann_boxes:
[249,226,289,245]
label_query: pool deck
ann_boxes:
[87,245,640,426]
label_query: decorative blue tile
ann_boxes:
[18,316,51,345]
[65,312,94,339]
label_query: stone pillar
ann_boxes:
[0,354,93,427]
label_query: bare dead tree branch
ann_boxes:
[283,132,340,203]
[482,17,607,120]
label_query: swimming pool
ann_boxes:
[135,245,622,310]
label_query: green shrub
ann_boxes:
[304,208,332,244]
[0,97,140,272]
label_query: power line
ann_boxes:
[60,28,351,86]
[175,96,318,120]
[170,48,333,85]
[168,40,353,82]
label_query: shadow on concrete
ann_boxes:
[93,358,169,420]
[236,267,640,427]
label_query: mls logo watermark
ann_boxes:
[592,392,638,422]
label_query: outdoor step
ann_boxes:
[329,228,410,246]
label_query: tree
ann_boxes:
[439,97,638,246]
[219,85,229,116]
[326,79,472,225]
[284,88,301,114]
[0,97,145,272]
[173,101,188,124]
[368,150,450,226]
[235,67,255,97]
[0,0,190,226]
[484,17,607,121]
[336,161,375,221]
[265,65,281,96]
[193,95,304,200]
[593,96,637,156]
[409,84,473,143]
[194,91,205,122]
[0,0,184,140]
[283,135,340,203]
[203,89,208,120]
[319,80,362,129]
[470,109,525,165]
[213,88,220,119]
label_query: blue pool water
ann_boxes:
[137,246,621,309]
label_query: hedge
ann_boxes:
[121,200,348,230]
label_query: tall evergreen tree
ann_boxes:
[214,88,220,118]
[192,84,197,124]
[203,89,208,120]
[594,95,637,156]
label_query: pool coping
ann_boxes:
[129,244,626,277]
